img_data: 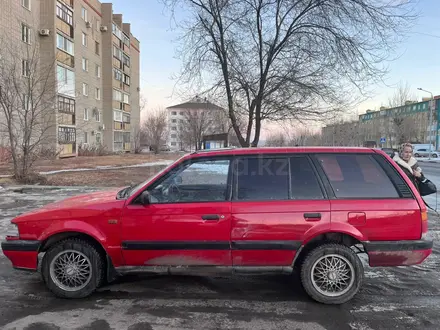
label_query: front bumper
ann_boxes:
[363,239,433,267]
[1,240,41,271]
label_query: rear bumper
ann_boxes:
[1,240,40,271]
[363,239,433,267]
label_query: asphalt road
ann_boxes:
[0,182,440,330]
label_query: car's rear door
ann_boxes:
[230,154,331,267]
[311,152,422,243]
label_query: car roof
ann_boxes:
[189,146,377,158]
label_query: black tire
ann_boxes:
[414,153,420,157]
[300,243,363,305]
[432,154,438,158]
[41,238,104,299]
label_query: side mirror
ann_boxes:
[139,191,151,205]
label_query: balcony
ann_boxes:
[56,18,73,38]
[113,57,122,69]
[123,122,131,131]
[58,112,75,125]
[113,79,123,89]
[123,43,130,54]
[56,51,74,68]
[113,100,123,110]
[59,143,76,157]
[123,64,130,74]
[60,0,73,7]
[123,143,131,151]
[113,35,122,47]
[123,103,131,112]
[114,121,122,130]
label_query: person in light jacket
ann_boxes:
[393,143,427,192]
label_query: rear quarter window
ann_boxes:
[315,154,400,199]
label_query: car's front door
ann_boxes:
[121,157,233,267]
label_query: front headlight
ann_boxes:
[5,222,19,238]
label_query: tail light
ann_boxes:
[421,210,428,238]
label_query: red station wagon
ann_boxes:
[1,147,433,304]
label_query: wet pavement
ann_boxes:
[0,186,440,330]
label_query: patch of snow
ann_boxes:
[39,160,173,175]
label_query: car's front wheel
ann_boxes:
[300,243,364,304]
[41,238,104,299]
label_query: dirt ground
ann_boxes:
[0,152,183,175]
[0,152,183,187]
[45,165,168,187]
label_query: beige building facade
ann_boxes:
[0,0,140,157]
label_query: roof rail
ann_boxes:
[191,146,238,154]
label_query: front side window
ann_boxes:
[236,157,289,201]
[316,154,399,199]
[148,159,231,203]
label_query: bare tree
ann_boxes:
[140,107,168,154]
[133,96,147,154]
[0,32,58,181]
[179,108,222,150]
[265,132,286,147]
[162,0,416,147]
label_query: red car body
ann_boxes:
[1,147,433,304]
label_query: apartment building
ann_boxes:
[166,97,227,151]
[0,0,140,157]
[320,97,440,149]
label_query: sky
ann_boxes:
[110,0,440,137]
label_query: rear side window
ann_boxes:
[316,154,400,199]
[290,156,324,200]
[236,157,289,200]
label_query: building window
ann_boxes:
[81,7,88,21]
[84,132,88,144]
[21,23,31,44]
[56,33,74,55]
[171,134,177,138]
[21,60,30,77]
[112,23,122,39]
[95,41,100,55]
[96,132,101,144]
[123,93,129,104]
[171,142,176,146]
[113,110,123,122]
[122,53,130,67]
[82,32,87,47]
[22,0,31,10]
[56,1,73,25]
[56,65,75,97]
[113,68,122,81]
[113,89,122,102]
[95,88,100,100]
[123,34,130,47]
[95,64,101,78]
[171,127,177,131]
[82,83,88,96]
[82,58,88,71]
[84,108,89,121]
[58,95,75,114]
[171,111,177,115]
[123,74,130,85]
[58,127,76,144]
[95,110,101,122]
[113,46,122,60]
[96,19,100,31]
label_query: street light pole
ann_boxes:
[417,88,434,160]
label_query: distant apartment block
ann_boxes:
[0,0,140,157]
[321,97,440,149]
[165,97,226,151]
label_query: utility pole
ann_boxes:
[417,88,434,160]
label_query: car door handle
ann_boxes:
[304,213,321,221]
[202,214,220,221]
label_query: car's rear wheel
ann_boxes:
[41,238,104,299]
[414,153,420,157]
[300,243,363,304]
